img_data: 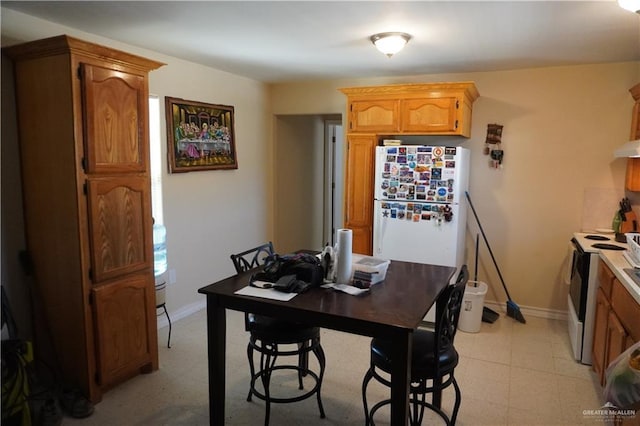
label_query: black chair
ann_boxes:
[362,265,469,426]
[230,242,326,426]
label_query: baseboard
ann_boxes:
[156,299,206,329]
[484,300,568,321]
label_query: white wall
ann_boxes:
[270,63,640,315]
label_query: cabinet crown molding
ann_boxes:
[339,81,479,102]
[4,34,165,72]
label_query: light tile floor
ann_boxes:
[65,309,603,425]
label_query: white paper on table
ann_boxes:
[321,283,369,296]
[234,286,297,301]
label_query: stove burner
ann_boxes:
[591,243,625,251]
[585,235,610,241]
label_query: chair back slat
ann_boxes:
[230,242,275,273]
[435,265,469,356]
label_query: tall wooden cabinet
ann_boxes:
[345,134,377,255]
[339,82,479,254]
[5,35,164,402]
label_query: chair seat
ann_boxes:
[371,329,459,379]
[248,314,320,344]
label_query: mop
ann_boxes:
[465,191,526,324]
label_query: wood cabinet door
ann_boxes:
[86,176,153,283]
[81,63,148,173]
[592,287,610,385]
[92,274,156,387]
[348,100,400,133]
[345,135,375,255]
[604,311,628,386]
[401,97,458,133]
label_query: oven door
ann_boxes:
[569,238,588,321]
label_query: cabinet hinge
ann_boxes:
[77,66,83,80]
[88,268,93,281]
[455,120,459,129]
[83,182,88,195]
[456,100,459,109]
[81,157,87,171]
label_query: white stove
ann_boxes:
[567,232,627,364]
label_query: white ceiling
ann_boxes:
[2,1,639,83]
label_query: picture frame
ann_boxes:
[165,96,237,173]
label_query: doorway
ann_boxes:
[324,120,344,247]
[273,115,343,252]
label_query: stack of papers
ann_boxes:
[234,286,297,301]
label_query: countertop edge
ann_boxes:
[599,250,640,305]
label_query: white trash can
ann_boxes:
[458,281,488,333]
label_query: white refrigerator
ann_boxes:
[373,145,470,321]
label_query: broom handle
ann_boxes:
[465,191,513,301]
[474,234,479,282]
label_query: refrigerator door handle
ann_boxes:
[373,203,386,257]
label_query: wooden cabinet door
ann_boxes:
[592,287,610,385]
[81,63,148,173]
[92,273,156,387]
[345,135,375,255]
[86,176,153,283]
[401,97,459,133]
[604,311,628,386]
[348,100,400,133]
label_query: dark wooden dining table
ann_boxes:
[197,257,456,425]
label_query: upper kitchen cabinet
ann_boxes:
[4,35,164,403]
[624,83,640,191]
[340,82,479,137]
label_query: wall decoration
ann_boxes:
[165,97,237,173]
[484,123,504,169]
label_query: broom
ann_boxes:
[474,234,500,323]
[465,191,526,324]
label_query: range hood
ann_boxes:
[614,140,640,158]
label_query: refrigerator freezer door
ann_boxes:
[374,145,469,205]
[373,200,463,267]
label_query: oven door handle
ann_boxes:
[564,241,577,285]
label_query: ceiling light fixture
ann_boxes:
[370,32,412,58]
[618,0,640,13]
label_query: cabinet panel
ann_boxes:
[349,99,400,133]
[605,311,628,386]
[598,261,616,299]
[82,63,148,173]
[611,278,640,341]
[92,274,156,387]
[87,177,153,283]
[401,97,458,133]
[345,135,375,255]
[592,287,610,385]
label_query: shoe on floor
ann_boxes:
[38,398,62,426]
[58,388,94,419]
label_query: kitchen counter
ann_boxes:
[599,246,640,305]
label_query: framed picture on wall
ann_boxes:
[165,96,238,173]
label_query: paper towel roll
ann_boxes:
[336,229,353,284]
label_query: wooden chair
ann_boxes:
[362,265,469,425]
[230,242,326,426]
